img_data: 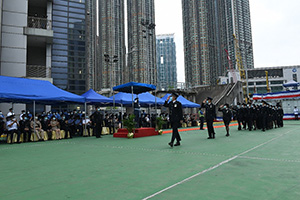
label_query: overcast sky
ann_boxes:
[155,0,300,82]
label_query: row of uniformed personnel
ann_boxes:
[234,101,284,132]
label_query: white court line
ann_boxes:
[239,156,300,163]
[143,128,296,200]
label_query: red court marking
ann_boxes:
[162,123,238,134]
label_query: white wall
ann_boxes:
[1,0,28,77]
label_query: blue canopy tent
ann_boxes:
[113,82,156,94]
[283,80,300,88]
[81,89,113,105]
[0,76,85,104]
[0,75,85,133]
[113,81,157,108]
[112,82,158,128]
[109,92,164,107]
[161,94,201,108]
[109,92,135,106]
[138,92,165,107]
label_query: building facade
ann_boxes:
[221,66,300,95]
[182,0,254,88]
[156,34,177,90]
[127,0,157,85]
[1,0,53,81]
[51,0,87,94]
[98,0,126,93]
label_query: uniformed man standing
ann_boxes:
[90,106,103,138]
[218,103,232,137]
[134,97,141,128]
[202,97,216,139]
[236,103,243,130]
[164,93,183,147]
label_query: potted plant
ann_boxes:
[156,116,166,135]
[123,114,136,138]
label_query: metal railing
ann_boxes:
[26,65,51,78]
[28,16,52,30]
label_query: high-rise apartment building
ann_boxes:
[156,34,177,90]
[52,0,87,94]
[86,0,98,91]
[127,0,157,85]
[98,0,126,92]
[1,0,53,80]
[225,0,254,71]
[182,0,254,88]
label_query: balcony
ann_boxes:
[26,65,51,78]
[28,16,52,30]
[24,16,53,43]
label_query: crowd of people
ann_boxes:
[0,107,121,144]
[0,98,286,145]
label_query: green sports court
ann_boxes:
[1,121,300,200]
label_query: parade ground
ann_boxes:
[1,121,300,200]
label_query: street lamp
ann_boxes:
[141,19,155,83]
[104,54,118,97]
[126,47,139,82]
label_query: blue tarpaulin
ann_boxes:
[109,92,164,107]
[161,94,201,108]
[283,80,300,87]
[113,82,156,94]
[0,76,85,104]
[109,92,134,106]
[81,89,113,105]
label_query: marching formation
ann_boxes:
[200,98,284,140]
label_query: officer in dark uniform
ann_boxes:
[202,97,216,139]
[261,101,268,132]
[236,103,243,130]
[134,97,141,128]
[164,93,183,147]
[90,106,103,138]
[277,105,284,127]
[218,103,232,137]
[246,102,254,131]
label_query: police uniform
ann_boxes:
[90,108,103,138]
[134,98,141,128]
[164,93,183,147]
[202,97,216,139]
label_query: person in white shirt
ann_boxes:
[6,113,20,144]
[82,114,91,136]
[294,106,298,120]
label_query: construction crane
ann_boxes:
[265,71,271,93]
[233,34,248,102]
[224,49,237,83]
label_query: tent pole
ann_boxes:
[33,101,37,139]
[131,85,134,110]
[84,102,87,136]
[149,104,152,127]
[155,90,157,116]
[121,103,123,128]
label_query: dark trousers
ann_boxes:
[206,120,215,138]
[247,119,253,131]
[199,117,204,129]
[8,129,20,143]
[171,122,181,144]
[237,119,242,130]
[23,130,31,142]
[295,114,298,120]
[95,125,102,138]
